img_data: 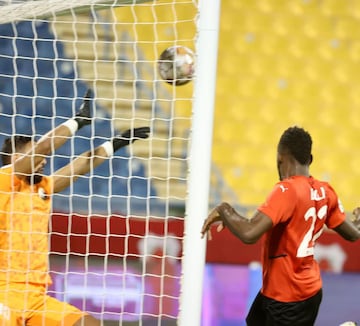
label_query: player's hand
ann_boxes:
[75,89,92,129]
[351,207,360,229]
[201,206,225,240]
[113,127,151,151]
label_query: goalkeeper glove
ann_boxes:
[113,127,150,151]
[74,89,92,129]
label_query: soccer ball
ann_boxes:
[157,45,195,86]
[339,322,357,326]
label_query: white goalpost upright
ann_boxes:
[0,0,221,325]
[179,0,221,324]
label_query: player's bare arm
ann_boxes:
[201,202,273,244]
[52,127,150,193]
[334,207,360,242]
[14,89,92,180]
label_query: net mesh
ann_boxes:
[0,0,151,24]
[0,1,197,324]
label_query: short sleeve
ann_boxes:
[258,182,296,225]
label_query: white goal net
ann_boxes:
[0,0,220,325]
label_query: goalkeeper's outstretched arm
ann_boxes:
[14,89,92,180]
[52,127,150,193]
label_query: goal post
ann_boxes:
[179,0,221,324]
[0,0,221,325]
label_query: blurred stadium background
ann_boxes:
[1,0,360,325]
[213,0,360,212]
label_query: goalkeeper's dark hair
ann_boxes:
[278,126,312,165]
[1,135,33,165]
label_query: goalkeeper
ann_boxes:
[0,90,150,326]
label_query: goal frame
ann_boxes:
[179,0,221,325]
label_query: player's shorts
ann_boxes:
[0,281,87,326]
[246,288,323,326]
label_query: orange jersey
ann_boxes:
[258,175,345,302]
[0,165,53,285]
[0,281,86,325]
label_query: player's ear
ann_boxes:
[11,152,19,164]
[309,154,313,165]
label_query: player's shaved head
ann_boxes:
[278,126,312,165]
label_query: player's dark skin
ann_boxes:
[201,145,360,243]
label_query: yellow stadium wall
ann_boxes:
[213,0,360,210]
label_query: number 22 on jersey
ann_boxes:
[296,205,327,258]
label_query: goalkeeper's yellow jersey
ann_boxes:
[0,165,53,285]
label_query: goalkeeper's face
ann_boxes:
[15,141,47,184]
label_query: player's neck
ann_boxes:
[295,165,310,177]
